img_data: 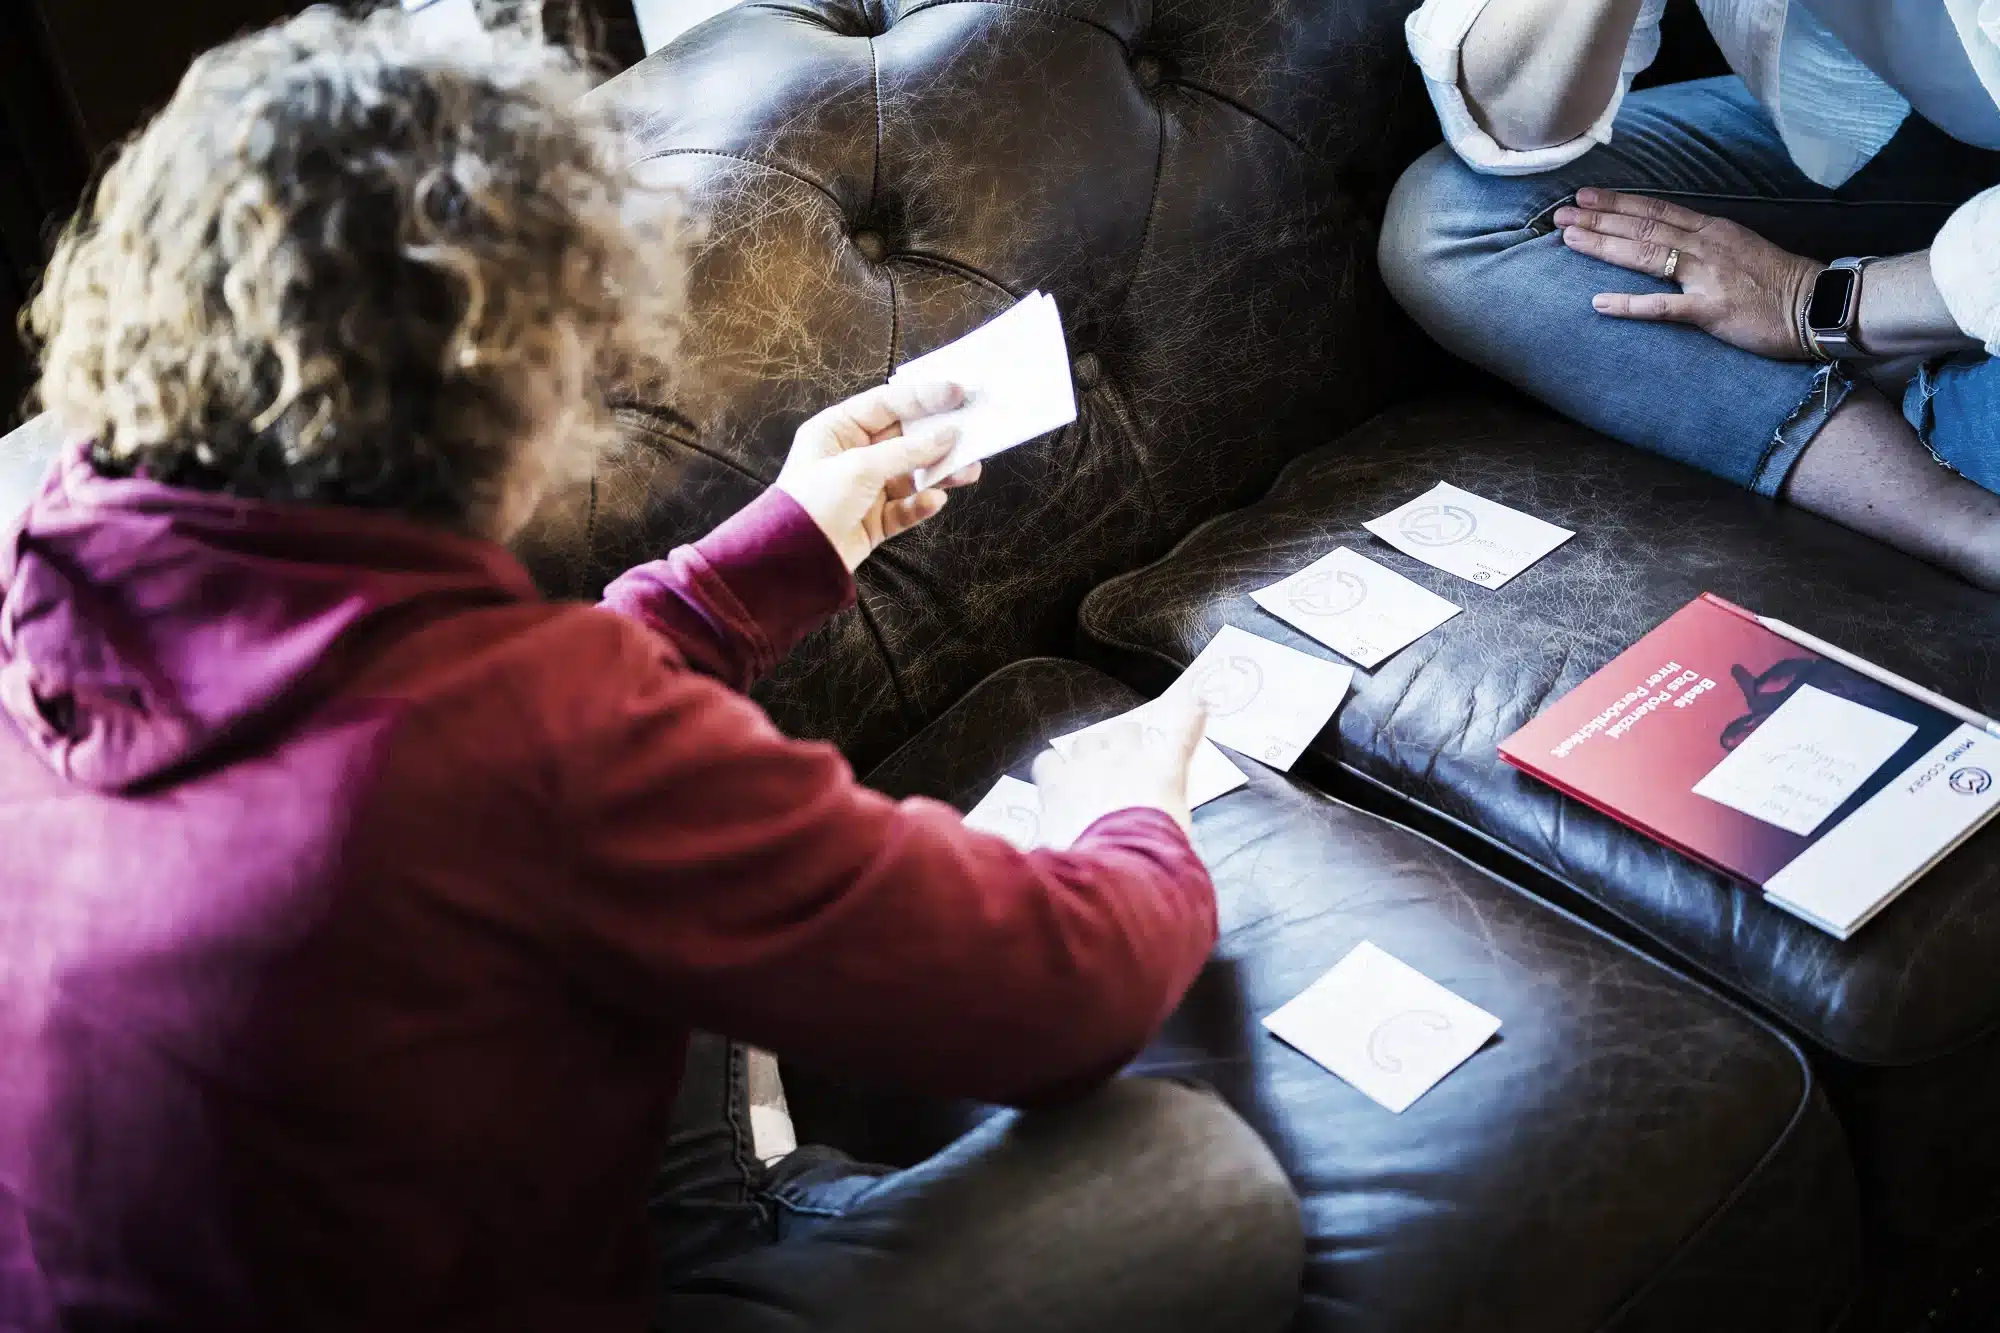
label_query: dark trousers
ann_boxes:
[650,1034,1305,1333]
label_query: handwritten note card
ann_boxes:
[1692,684,1917,837]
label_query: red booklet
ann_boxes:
[1498,594,2000,938]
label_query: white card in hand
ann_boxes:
[1692,684,1916,837]
[1163,626,1352,771]
[1363,482,1573,589]
[1251,548,1461,669]
[1049,704,1249,810]
[962,775,1051,850]
[1262,942,1501,1113]
[893,292,1078,489]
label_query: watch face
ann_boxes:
[1808,268,1858,331]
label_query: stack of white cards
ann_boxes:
[955,717,1243,856]
[893,292,1078,489]
[1263,942,1501,1113]
[956,625,1355,848]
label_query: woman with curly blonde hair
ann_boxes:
[0,8,1302,1332]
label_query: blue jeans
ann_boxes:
[1381,77,2000,496]
[649,1035,1303,1332]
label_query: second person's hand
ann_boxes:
[776,381,984,572]
[1556,188,1822,361]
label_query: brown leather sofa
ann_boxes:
[517,0,1944,1326]
[8,0,1992,1325]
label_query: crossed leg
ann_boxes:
[1379,76,2000,587]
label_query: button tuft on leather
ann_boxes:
[820,1,886,36]
[1072,351,1101,390]
[1132,54,1164,92]
[852,230,887,263]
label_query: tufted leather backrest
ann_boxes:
[519,0,1434,767]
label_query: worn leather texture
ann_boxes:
[854,658,1859,1332]
[511,0,1438,770]
[1078,395,2000,1248]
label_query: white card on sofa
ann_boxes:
[1048,704,1249,809]
[1263,942,1501,1114]
[1251,547,1461,669]
[962,774,1051,851]
[1363,482,1573,589]
[893,292,1078,489]
[1161,626,1352,771]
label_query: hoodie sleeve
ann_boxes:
[550,619,1219,1107]
[597,488,855,691]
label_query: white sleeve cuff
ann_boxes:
[1932,186,2000,355]
[1405,0,1667,177]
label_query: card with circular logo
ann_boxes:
[961,775,1052,851]
[1048,707,1250,809]
[1262,941,1501,1114]
[1161,626,1354,771]
[1362,482,1573,589]
[1252,547,1461,669]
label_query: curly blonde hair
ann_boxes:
[25,5,684,533]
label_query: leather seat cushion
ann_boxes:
[512,0,1442,770]
[850,657,1859,1332]
[1077,395,2000,1246]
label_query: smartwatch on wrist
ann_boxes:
[1804,256,1875,360]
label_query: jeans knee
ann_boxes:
[1104,1079,1303,1324]
[1379,144,1469,320]
[1378,142,1551,344]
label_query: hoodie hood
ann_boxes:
[0,441,537,791]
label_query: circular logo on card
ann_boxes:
[1288,568,1367,617]
[1365,1009,1454,1074]
[1950,767,1992,795]
[1195,655,1264,718]
[1001,802,1041,845]
[1398,504,1478,548]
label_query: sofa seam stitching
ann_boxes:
[867,35,883,215]
[618,410,769,486]
[1170,76,1303,154]
[634,148,844,218]
[895,0,1126,49]
[1114,100,1168,320]
[852,591,916,717]
[892,249,1016,298]
[1587,1072,1828,1331]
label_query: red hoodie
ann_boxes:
[0,443,1217,1331]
